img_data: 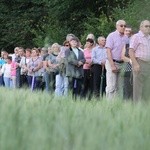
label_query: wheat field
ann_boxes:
[0,87,149,150]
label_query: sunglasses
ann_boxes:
[65,45,69,47]
[120,25,126,28]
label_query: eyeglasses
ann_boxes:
[144,25,150,28]
[120,25,126,28]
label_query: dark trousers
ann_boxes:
[92,64,106,98]
[68,77,83,99]
[16,68,21,88]
[27,76,41,91]
[49,72,56,93]
[0,74,4,86]
[123,71,133,100]
[20,74,28,88]
[82,69,93,99]
[100,68,106,97]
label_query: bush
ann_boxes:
[113,0,150,32]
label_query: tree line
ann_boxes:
[0,0,149,52]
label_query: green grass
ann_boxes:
[0,87,149,150]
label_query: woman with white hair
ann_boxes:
[55,41,70,96]
[84,33,96,48]
[45,43,60,93]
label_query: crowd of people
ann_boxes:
[0,19,150,101]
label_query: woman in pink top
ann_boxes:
[82,38,94,99]
[10,60,17,88]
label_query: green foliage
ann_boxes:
[113,0,150,32]
[81,14,114,43]
[0,87,150,150]
[0,0,136,51]
[80,0,133,43]
[0,0,50,52]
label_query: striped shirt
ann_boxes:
[130,31,150,61]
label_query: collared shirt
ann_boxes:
[130,31,150,61]
[106,30,128,60]
[83,48,92,69]
[91,45,107,65]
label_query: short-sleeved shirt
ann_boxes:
[11,61,17,76]
[1,64,11,78]
[106,30,128,60]
[0,58,6,68]
[83,48,92,69]
[27,57,42,76]
[46,53,58,73]
[129,31,150,61]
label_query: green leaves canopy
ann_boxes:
[0,0,141,52]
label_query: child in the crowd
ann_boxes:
[1,56,17,88]
[10,58,17,88]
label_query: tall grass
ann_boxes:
[0,87,149,150]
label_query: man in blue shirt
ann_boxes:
[91,36,107,98]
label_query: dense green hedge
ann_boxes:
[1,0,149,52]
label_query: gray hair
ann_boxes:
[140,20,150,28]
[41,47,48,51]
[116,20,126,26]
[66,33,76,41]
[97,36,105,42]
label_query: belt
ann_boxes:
[113,59,124,64]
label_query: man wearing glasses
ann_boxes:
[105,20,128,99]
[129,20,150,101]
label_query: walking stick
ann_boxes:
[100,65,105,97]
[31,74,35,91]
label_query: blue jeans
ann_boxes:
[4,77,11,88]
[55,74,68,96]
